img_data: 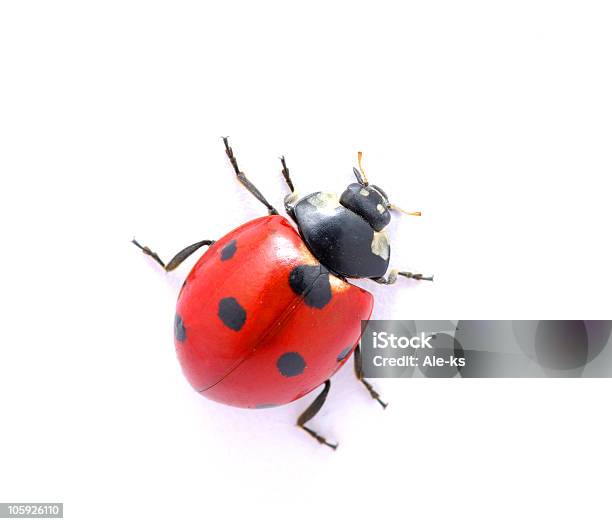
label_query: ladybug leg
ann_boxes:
[280,156,300,216]
[372,268,434,284]
[222,137,279,215]
[297,380,338,450]
[280,156,295,192]
[132,239,215,271]
[354,343,388,409]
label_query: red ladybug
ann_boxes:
[133,138,431,449]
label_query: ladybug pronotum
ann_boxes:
[133,138,432,449]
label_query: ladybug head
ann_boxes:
[339,152,421,232]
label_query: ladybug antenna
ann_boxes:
[389,204,422,217]
[353,151,369,186]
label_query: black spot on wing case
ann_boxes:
[289,264,332,309]
[218,297,247,331]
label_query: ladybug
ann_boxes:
[133,138,431,449]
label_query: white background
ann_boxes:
[1,1,611,523]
